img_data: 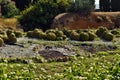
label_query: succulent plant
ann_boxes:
[55,31,64,37]
[70,31,79,41]
[46,32,56,41]
[79,32,89,41]
[0,38,4,47]
[88,32,96,41]
[96,26,108,37]
[14,31,23,37]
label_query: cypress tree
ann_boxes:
[99,0,110,11]
[111,0,120,11]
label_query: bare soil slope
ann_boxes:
[52,12,120,30]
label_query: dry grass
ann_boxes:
[0,18,18,30]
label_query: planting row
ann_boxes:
[0,27,119,47]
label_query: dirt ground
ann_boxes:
[52,12,120,30]
[0,12,120,30]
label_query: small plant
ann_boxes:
[79,32,89,41]
[14,31,23,38]
[111,29,120,35]
[88,32,96,41]
[55,31,64,37]
[0,38,4,47]
[103,32,114,41]
[70,31,79,41]
[8,33,17,44]
[46,29,56,34]
[46,32,56,41]
[96,26,108,37]
[26,31,34,38]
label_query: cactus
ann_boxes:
[46,29,56,34]
[103,32,114,41]
[79,32,89,41]
[14,31,23,37]
[46,32,56,41]
[96,27,108,37]
[8,33,17,44]
[0,38,4,47]
[55,31,64,37]
[111,29,120,35]
[88,32,96,41]
[26,31,34,38]
[70,31,79,41]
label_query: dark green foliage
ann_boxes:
[111,0,120,11]
[19,0,70,31]
[69,0,95,16]
[99,0,110,12]
[14,0,33,11]
[0,0,19,17]
[79,32,89,41]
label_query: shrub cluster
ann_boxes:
[26,29,67,41]
[0,0,19,18]
[96,26,114,41]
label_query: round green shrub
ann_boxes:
[111,30,120,35]
[56,37,63,41]
[46,32,56,41]
[8,33,17,44]
[88,32,96,41]
[2,35,9,43]
[55,31,64,37]
[6,29,13,37]
[62,35,67,40]
[96,27,108,37]
[46,29,56,34]
[33,30,43,39]
[70,31,79,41]
[14,31,23,38]
[79,32,89,41]
[26,31,34,38]
[103,33,114,41]
[0,38,4,47]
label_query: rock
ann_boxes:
[38,50,69,62]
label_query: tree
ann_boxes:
[69,0,95,15]
[0,0,19,17]
[99,0,110,11]
[13,0,32,11]
[19,0,70,31]
[111,0,120,11]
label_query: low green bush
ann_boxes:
[79,32,89,41]
[88,32,96,41]
[8,33,17,44]
[0,38,4,47]
[46,32,56,41]
[55,31,64,37]
[103,32,114,41]
[70,31,79,41]
[111,29,120,35]
[14,31,23,38]
[96,26,108,37]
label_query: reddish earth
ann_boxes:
[52,12,120,30]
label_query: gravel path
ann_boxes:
[0,37,117,58]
